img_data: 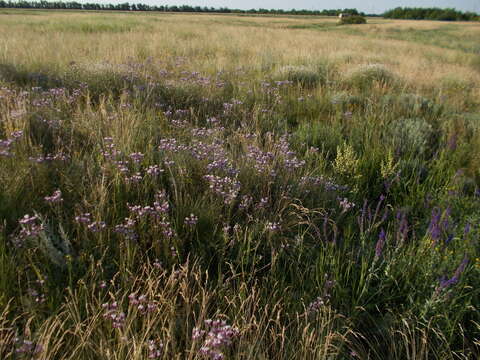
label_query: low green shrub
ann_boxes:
[345,63,398,90]
[276,62,336,88]
[338,15,367,25]
[280,65,319,87]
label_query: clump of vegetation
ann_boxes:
[338,15,367,25]
[380,93,444,119]
[387,117,434,156]
[440,76,475,92]
[277,65,320,88]
[345,63,398,89]
[294,120,344,155]
[330,91,363,106]
[276,62,336,88]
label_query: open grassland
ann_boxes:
[1,10,480,359]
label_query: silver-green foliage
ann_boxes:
[388,117,434,156]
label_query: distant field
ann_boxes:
[0,10,479,360]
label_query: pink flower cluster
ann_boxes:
[246,145,275,175]
[101,137,121,160]
[102,138,162,184]
[28,279,46,304]
[75,213,106,233]
[14,214,44,246]
[121,190,175,239]
[114,218,138,241]
[0,130,23,157]
[15,338,43,357]
[29,152,69,163]
[44,189,63,203]
[275,135,305,171]
[339,198,355,212]
[306,296,326,314]
[192,319,239,360]
[184,214,198,226]
[128,293,157,314]
[203,175,240,205]
[102,301,126,329]
[266,222,280,232]
[147,339,164,359]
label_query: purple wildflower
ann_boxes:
[257,197,269,209]
[192,319,239,360]
[128,293,157,314]
[87,221,106,233]
[125,172,143,184]
[246,145,275,174]
[375,229,386,258]
[146,165,164,176]
[15,339,43,356]
[266,222,280,232]
[339,198,355,213]
[184,214,198,226]
[0,130,23,157]
[75,213,92,224]
[102,301,126,328]
[239,195,253,209]
[15,214,44,246]
[44,189,63,203]
[306,277,334,315]
[29,152,69,163]
[147,339,164,359]
[114,218,138,241]
[307,296,326,314]
[436,256,469,294]
[129,152,144,163]
[204,175,240,205]
[428,208,442,243]
[154,190,170,214]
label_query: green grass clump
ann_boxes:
[276,63,335,88]
[345,63,398,90]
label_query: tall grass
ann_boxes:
[0,9,479,359]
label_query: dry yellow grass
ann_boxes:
[1,11,479,96]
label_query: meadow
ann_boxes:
[0,9,480,359]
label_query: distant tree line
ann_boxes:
[383,7,479,21]
[0,1,367,16]
[1,2,478,21]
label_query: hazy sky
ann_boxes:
[128,1,480,14]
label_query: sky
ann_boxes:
[122,1,480,14]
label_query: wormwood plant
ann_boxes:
[387,117,434,156]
